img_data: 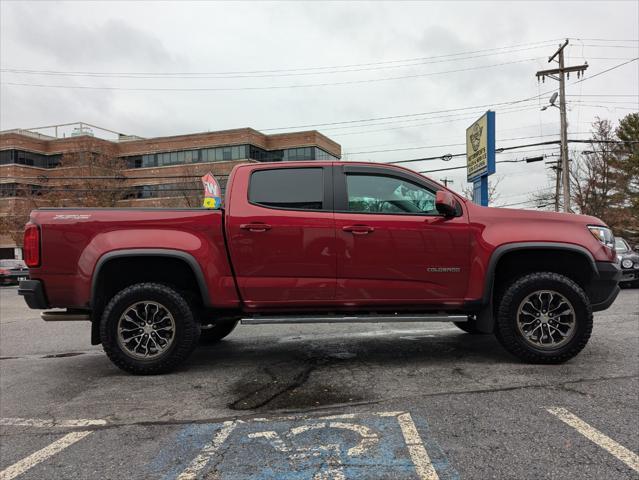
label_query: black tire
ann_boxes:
[100,283,200,374]
[453,316,488,334]
[200,320,238,344]
[494,272,592,364]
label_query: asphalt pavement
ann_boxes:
[0,285,637,479]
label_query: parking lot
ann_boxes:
[0,286,637,479]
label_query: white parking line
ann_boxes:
[547,407,639,473]
[0,417,107,428]
[397,413,440,480]
[176,420,239,480]
[0,431,93,480]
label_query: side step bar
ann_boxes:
[41,310,90,322]
[241,313,468,325]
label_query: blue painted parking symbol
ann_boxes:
[149,411,458,480]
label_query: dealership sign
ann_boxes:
[466,111,495,205]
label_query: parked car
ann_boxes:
[615,237,639,287]
[0,259,29,286]
[18,161,621,374]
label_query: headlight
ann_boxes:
[622,259,633,269]
[588,226,614,249]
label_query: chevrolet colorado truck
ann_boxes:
[18,161,621,374]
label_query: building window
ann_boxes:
[125,156,142,168]
[121,143,335,169]
[0,150,62,168]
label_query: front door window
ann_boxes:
[345,174,437,215]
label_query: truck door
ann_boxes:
[226,165,336,308]
[333,165,470,307]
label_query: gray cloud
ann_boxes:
[1,1,637,203]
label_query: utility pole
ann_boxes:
[536,39,588,213]
[440,177,454,187]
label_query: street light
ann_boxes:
[540,92,559,111]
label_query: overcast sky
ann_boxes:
[1,1,638,206]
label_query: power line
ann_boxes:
[4,140,633,183]
[578,44,639,49]
[571,57,638,85]
[351,133,592,156]
[0,58,542,92]
[334,110,542,138]
[0,39,562,77]
[0,48,555,80]
[262,60,638,132]
[568,38,639,42]
[262,98,544,132]
[394,138,638,166]
[3,174,229,181]
[566,94,639,97]
[328,105,542,136]
[569,104,638,110]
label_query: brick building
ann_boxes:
[0,122,341,259]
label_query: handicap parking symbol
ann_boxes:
[151,411,459,480]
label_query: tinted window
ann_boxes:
[346,174,437,214]
[249,168,324,210]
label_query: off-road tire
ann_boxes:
[200,320,239,344]
[100,283,200,374]
[495,272,592,364]
[453,316,488,334]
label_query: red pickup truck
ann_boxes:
[18,161,621,374]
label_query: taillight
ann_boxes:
[24,223,40,267]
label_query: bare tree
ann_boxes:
[1,138,131,246]
[570,118,620,219]
[463,176,502,205]
[0,186,46,247]
[45,137,131,208]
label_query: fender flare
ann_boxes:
[475,242,598,333]
[91,248,211,307]
[89,249,211,345]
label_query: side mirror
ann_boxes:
[634,245,639,252]
[436,190,457,217]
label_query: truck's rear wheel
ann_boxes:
[200,320,238,344]
[495,272,592,364]
[100,283,200,374]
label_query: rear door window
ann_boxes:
[249,168,325,210]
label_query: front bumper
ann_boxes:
[588,261,621,312]
[18,280,50,309]
[620,268,639,284]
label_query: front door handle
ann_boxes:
[240,223,272,232]
[342,225,374,235]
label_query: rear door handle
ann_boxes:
[342,225,374,235]
[240,223,272,232]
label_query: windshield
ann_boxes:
[614,237,630,252]
[0,259,26,268]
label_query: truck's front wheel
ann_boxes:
[495,272,593,364]
[100,283,200,374]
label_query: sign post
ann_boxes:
[466,111,495,206]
